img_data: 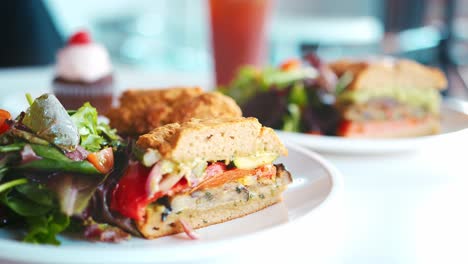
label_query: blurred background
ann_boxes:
[1,0,468,96]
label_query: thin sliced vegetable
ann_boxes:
[179,218,199,240]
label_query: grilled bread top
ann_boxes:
[136,117,287,162]
[329,58,447,91]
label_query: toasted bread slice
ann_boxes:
[329,59,447,91]
[136,117,287,163]
[136,164,292,239]
[106,88,242,136]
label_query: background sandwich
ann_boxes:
[110,117,292,239]
[330,59,447,137]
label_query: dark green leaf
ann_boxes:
[29,144,69,161]
[0,188,52,216]
[0,167,7,181]
[0,179,71,245]
[15,183,54,207]
[288,82,308,107]
[17,158,100,175]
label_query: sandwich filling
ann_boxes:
[110,148,288,222]
[329,58,447,137]
[137,164,291,238]
[336,91,441,137]
[338,87,441,114]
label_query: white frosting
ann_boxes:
[55,43,112,82]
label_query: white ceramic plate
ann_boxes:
[276,98,468,154]
[0,143,342,264]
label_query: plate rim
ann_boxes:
[0,143,343,264]
[276,97,468,154]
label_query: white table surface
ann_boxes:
[1,67,468,264]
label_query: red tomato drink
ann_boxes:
[209,0,272,86]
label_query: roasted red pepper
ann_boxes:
[111,162,159,220]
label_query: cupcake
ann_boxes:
[53,30,114,113]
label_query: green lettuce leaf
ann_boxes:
[16,144,100,174]
[0,180,70,245]
[23,211,69,245]
[70,103,119,152]
[282,104,302,132]
[0,182,53,217]
[221,65,317,106]
[220,66,264,106]
[70,103,102,152]
[289,82,308,107]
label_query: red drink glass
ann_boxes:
[209,0,272,86]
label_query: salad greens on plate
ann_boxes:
[220,55,350,135]
[0,94,127,245]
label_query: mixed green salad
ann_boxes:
[0,94,127,245]
[220,55,352,135]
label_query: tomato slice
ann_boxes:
[0,109,11,134]
[280,58,301,71]
[87,147,114,174]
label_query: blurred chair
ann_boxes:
[0,0,63,67]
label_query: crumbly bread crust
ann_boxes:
[138,195,283,239]
[106,87,242,136]
[329,59,447,91]
[136,164,291,239]
[169,92,242,123]
[136,117,288,162]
